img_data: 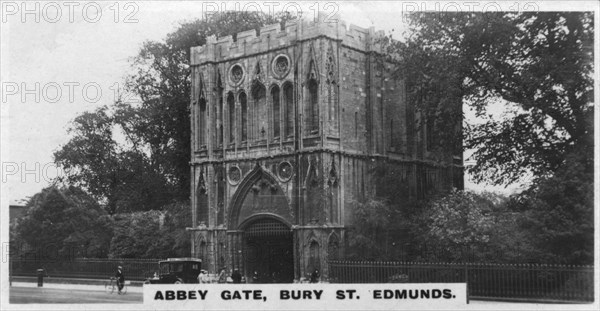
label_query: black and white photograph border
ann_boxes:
[0,0,598,310]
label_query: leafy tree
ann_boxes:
[15,186,113,259]
[108,201,191,258]
[347,185,592,264]
[410,190,528,263]
[505,152,594,265]
[152,201,192,258]
[346,198,413,261]
[384,12,594,185]
[54,107,171,214]
[378,12,593,265]
[109,211,162,258]
[412,180,593,265]
[419,190,499,261]
[55,12,295,213]
[122,11,294,199]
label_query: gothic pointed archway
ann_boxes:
[240,216,294,283]
[227,164,295,283]
[228,164,293,228]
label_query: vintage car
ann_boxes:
[145,258,202,284]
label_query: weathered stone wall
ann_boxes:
[188,17,463,279]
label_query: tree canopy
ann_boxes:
[350,12,594,265]
[14,186,113,259]
[54,12,294,214]
[346,199,396,260]
[504,151,594,265]
[40,11,593,265]
[385,12,594,185]
[12,185,192,259]
[108,201,191,258]
[53,107,172,213]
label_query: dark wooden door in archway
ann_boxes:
[243,218,294,283]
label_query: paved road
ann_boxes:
[9,286,143,304]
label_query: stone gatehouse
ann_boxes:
[188,16,463,282]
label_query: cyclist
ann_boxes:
[115,266,125,294]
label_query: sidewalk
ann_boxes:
[10,279,144,293]
[467,300,596,310]
[9,282,597,310]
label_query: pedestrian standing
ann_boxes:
[218,268,227,283]
[310,269,320,283]
[231,269,242,284]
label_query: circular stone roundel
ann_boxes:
[229,64,244,86]
[277,161,293,181]
[228,165,242,185]
[272,54,290,79]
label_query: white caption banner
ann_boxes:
[143,283,468,310]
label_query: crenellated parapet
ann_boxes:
[188,11,463,282]
[191,14,386,66]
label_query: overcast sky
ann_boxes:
[6,1,590,204]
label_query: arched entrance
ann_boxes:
[242,217,294,283]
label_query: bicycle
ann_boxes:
[105,277,128,295]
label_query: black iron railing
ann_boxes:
[328,260,594,302]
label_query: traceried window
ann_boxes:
[306,79,319,134]
[327,234,340,261]
[308,240,320,273]
[271,85,280,138]
[283,82,294,137]
[325,50,337,123]
[227,92,235,143]
[217,89,223,146]
[251,83,266,140]
[327,81,337,122]
[240,92,248,142]
[198,98,207,147]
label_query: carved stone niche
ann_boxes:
[251,178,278,194]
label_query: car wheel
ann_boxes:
[174,280,183,284]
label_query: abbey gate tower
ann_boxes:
[188,17,463,282]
